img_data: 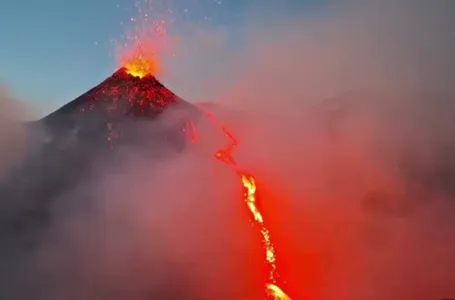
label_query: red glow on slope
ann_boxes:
[73,68,180,117]
[57,68,189,150]
[201,109,292,300]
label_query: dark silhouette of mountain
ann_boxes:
[46,68,191,119]
[43,67,199,147]
[0,68,200,242]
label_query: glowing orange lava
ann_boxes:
[117,1,292,298]
[203,109,292,300]
[122,45,160,78]
[118,13,169,78]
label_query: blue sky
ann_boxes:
[0,0,326,116]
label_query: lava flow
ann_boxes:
[117,14,291,296]
[203,110,292,300]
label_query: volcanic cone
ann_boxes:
[0,68,199,235]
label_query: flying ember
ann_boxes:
[117,14,168,78]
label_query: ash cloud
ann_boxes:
[2,1,455,300]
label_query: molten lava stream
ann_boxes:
[201,110,292,300]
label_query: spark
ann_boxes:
[116,2,172,78]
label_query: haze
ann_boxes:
[1,1,455,299]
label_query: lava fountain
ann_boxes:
[117,11,169,78]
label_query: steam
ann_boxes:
[0,86,32,179]
[166,1,455,299]
[2,1,455,300]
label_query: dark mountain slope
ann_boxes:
[0,68,200,240]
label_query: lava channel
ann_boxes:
[201,109,292,300]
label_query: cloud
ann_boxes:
[162,1,455,299]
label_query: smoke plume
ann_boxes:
[166,1,455,299]
[2,1,455,300]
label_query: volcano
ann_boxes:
[43,67,199,147]
[0,69,200,240]
[46,67,188,121]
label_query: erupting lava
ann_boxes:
[118,16,168,78]
[116,10,292,297]
[123,45,160,78]
[203,110,292,300]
